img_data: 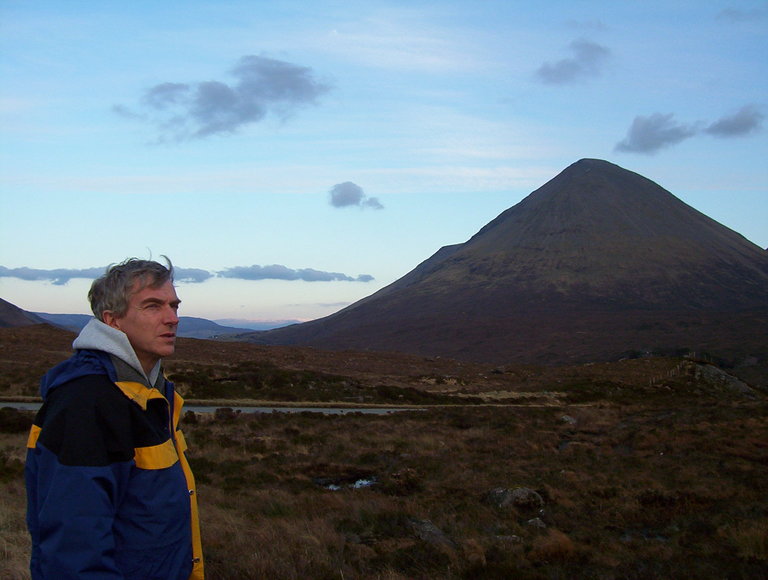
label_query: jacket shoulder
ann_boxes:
[35,374,137,466]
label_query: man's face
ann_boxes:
[104,280,180,374]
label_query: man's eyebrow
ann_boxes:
[139,297,182,306]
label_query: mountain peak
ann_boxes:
[417,158,766,310]
[477,157,703,238]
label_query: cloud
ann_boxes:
[0,266,106,285]
[0,265,212,285]
[218,264,374,282]
[717,7,768,22]
[111,104,143,120]
[115,55,331,141]
[174,268,215,284]
[535,39,610,84]
[0,263,373,284]
[142,82,191,109]
[704,105,764,137]
[615,105,764,154]
[614,113,698,154]
[329,182,384,209]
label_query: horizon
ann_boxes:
[1,1,766,322]
[28,310,297,331]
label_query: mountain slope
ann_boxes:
[241,159,768,382]
[0,298,47,328]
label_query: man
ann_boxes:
[25,258,204,579]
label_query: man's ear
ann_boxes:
[102,311,121,330]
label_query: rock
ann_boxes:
[692,363,758,398]
[408,518,454,547]
[510,487,545,509]
[527,517,547,529]
[485,487,545,510]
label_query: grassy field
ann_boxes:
[2,397,767,579]
[1,326,767,578]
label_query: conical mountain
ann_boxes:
[247,159,768,381]
[372,158,767,310]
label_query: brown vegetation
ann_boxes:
[1,325,767,578]
[3,399,767,578]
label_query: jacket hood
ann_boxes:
[73,318,161,384]
[39,319,163,399]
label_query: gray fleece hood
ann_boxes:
[73,318,162,385]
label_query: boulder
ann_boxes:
[485,487,545,510]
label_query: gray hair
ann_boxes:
[89,257,175,321]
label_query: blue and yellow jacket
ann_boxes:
[25,330,204,580]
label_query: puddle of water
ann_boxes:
[317,477,378,491]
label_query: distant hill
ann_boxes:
[213,318,301,331]
[239,159,768,387]
[32,313,90,333]
[0,298,47,328]
[174,317,255,339]
[34,312,253,339]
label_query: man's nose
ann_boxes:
[164,306,179,325]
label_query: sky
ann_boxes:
[1,0,766,326]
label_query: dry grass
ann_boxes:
[0,432,31,580]
[0,484,29,580]
[179,400,768,579]
[2,327,767,578]
[720,519,768,562]
[3,400,768,578]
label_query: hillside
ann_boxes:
[1,313,759,407]
[0,298,47,328]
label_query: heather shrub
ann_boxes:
[528,528,577,562]
[2,396,768,578]
[0,408,33,434]
[720,519,768,561]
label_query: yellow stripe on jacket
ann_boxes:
[134,439,179,470]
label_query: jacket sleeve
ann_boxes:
[26,377,135,580]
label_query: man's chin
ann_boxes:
[155,343,176,359]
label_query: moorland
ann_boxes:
[1,324,767,579]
